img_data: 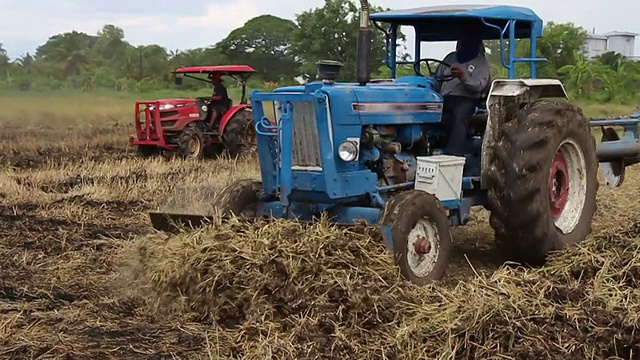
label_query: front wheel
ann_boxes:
[176,123,205,160]
[485,100,598,265]
[380,190,452,285]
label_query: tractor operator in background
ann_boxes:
[208,72,231,127]
[435,27,490,157]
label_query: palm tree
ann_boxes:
[35,31,95,79]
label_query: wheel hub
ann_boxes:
[188,136,200,155]
[549,152,569,217]
[414,237,431,254]
[406,219,439,277]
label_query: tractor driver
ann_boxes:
[434,26,490,157]
[208,72,231,127]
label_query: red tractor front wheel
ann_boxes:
[176,123,205,160]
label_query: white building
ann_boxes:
[585,34,608,58]
[585,29,638,59]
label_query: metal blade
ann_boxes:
[599,126,626,188]
[149,211,216,232]
[600,162,626,188]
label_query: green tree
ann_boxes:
[537,22,589,77]
[94,25,127,60]
[594,51,627,71]
[291,0,398,81]
[216,14,300,82]
[557,52,601,97]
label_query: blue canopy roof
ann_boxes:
[370,5,543,41]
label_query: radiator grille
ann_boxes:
[290,101,322,168]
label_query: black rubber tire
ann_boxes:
[485,100,598,265]
[380,190,452,285]
[214,179,262,218]
[176,122,205,160]
[136,145,156,157]
[221,109,256,158]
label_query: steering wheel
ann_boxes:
[414,58,455,82]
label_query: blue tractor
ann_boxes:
[150,3,638,285]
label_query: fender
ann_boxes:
[218,104,252,134]
[480,78,568,189]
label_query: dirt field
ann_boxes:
[1,95,639,359]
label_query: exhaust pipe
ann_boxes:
[357,0,371,85]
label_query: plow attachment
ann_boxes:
[149,211,217,233]
[592,112,640,188]
[597,126,627,188]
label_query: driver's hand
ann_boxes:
[451,65,464,79]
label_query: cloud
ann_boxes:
[175,0,261,30]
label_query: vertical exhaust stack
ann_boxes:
[357,0,371,85]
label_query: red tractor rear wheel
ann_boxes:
[221,109,256,158]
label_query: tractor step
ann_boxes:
[149,211,216,233]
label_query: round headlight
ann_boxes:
[338,140,358,162]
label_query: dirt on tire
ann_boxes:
[222,108,256,158]
[485,100,598,265]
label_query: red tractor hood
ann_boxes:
[156,98,197,105]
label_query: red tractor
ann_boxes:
[129,65,257,159]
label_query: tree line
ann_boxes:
[0,0,638,103]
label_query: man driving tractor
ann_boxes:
[434,26,491,157]
[208,72,232,128]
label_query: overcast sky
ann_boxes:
[1,0,638,61]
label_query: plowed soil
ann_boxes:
[1,119,639,359]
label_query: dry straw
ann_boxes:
[120,212,640,359]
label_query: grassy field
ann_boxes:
[0,91,639,359]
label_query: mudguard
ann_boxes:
[218,104,252,135]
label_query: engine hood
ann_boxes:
[156,98,197,105]
[272,76,442,104]
[269,76,443,126]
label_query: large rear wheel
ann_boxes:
[221,109,256,158]
[485,100,598,265]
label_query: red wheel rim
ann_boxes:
[549,152,569,217]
